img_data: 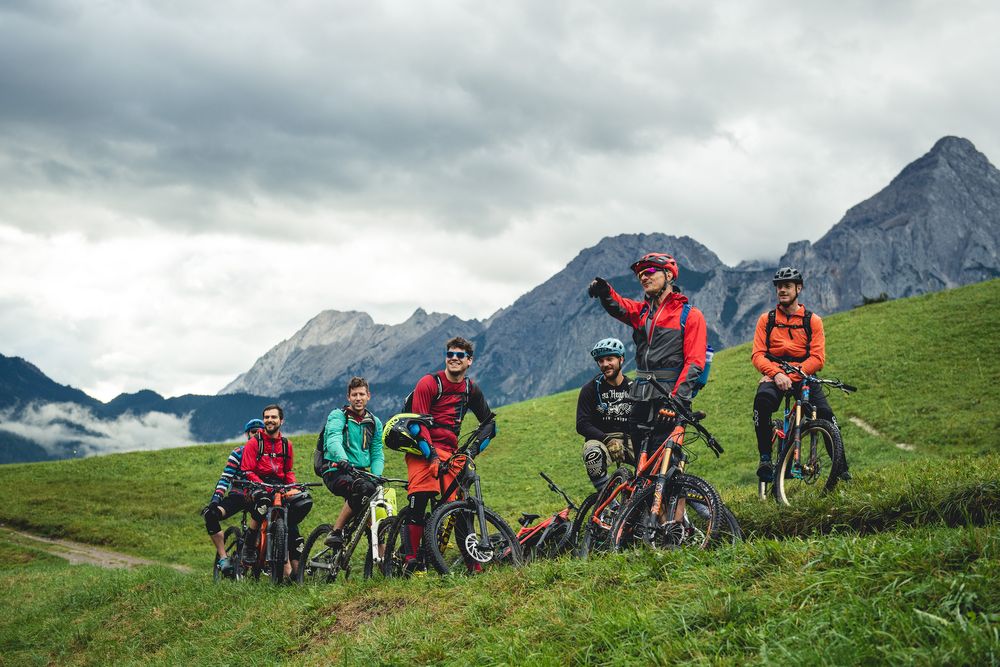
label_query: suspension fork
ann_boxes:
[472,476,491,550]
[650,424,686,522]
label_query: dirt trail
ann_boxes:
[1,524,192,572]
[848,417,916,451]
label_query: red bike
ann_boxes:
[515,472,588,562]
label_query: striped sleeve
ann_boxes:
[211,446,245,502]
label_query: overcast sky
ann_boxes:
[2,1,999,402]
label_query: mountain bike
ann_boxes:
[578,376,737,554]
[758,357,856,506]
[244,481,322,584]
[383,417,523,576]
[300,470,408,583]
[515,472,583,562]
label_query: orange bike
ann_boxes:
[578,378,740,556]
[244,481,321,584]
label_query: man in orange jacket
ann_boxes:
[751,267,849,482]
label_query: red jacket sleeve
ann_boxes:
[241,436,263,484]
[673,306,707,400]
[598,285,647,328]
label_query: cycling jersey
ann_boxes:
[411,371,491,453]
[576,375,633,443]
[322,407,385,476]
[210,445,248,504]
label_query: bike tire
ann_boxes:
[535,519,573,560]
[213,525,244,582]
[569,492,598,556]
[759,419,784,501]
[578,467,634,559]
[425,500,523,575]
[340,516,373,582]
[381,508,428,578]
[268,518,287,585]
[301,523,339,584]
[774,418,844,506]
[364,516,397,579]
[610,473,723,551]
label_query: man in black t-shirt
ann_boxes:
[576,338,634,491]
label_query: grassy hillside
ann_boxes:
[1,279,998,665]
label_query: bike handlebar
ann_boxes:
[766,356,858,394]
[642,377,725,457]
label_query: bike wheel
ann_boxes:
[535,518,573,560]
[364,516,397,579]
[775,418,845,506]
[578,467,634,559]
[268,518,287,585]
[759,419,784,501]
[382,508,427,577]
[301,523,340,584]
[425,500,523,575]
[568,492,597,556]
[340,518,373,582]
[610,474,722,551]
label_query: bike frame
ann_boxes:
[515,472,578,550]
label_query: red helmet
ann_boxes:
[630,252,678,280]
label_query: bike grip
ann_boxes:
[842,383,857,393]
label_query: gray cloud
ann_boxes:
[1,1,999,399]
[0,402,194,457]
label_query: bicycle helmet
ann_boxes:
[382,413,434,457]
[630,252,679,280]
[244,418,265,435]
[591,337,625,360]
[772,266,803,285]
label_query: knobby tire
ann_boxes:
[775,418,845,506]
[425,499,522,575]
[610,473,723,551]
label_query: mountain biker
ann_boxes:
[751,267,850,483]
[577,337,634,491]
[319,376,385,549]
[588,252,708,459]
[240,404,313,580]
[200,418,261,574]
[400,336,494,573]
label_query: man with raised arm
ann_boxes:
[576,337,634,491]
[751,267,849,483]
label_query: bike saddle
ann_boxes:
[518,513,541,527]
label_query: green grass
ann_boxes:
[0,279,998,665]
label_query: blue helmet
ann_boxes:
[244,418,265,435]
[591,337,625,360]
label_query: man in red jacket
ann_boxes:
[589,252,707,460]
[240,404,313,579]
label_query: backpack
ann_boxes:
[312,408,377,477]
[402,373,475,435]
[764,308,814,363]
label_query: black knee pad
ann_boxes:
[582,441,609,484]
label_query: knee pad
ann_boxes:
[287,492,314,524]
[582,440,609,484]
[292,536,305,558]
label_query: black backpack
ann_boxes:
[313,408,377,477]
[402,373,475,435]
[765,308,814,363]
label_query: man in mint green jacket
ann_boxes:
[320,376,385,548]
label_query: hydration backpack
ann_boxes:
[764,308,814,363]
[402,373,476,434]
[679,303,713,396]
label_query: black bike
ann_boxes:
[382,417,523,576]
